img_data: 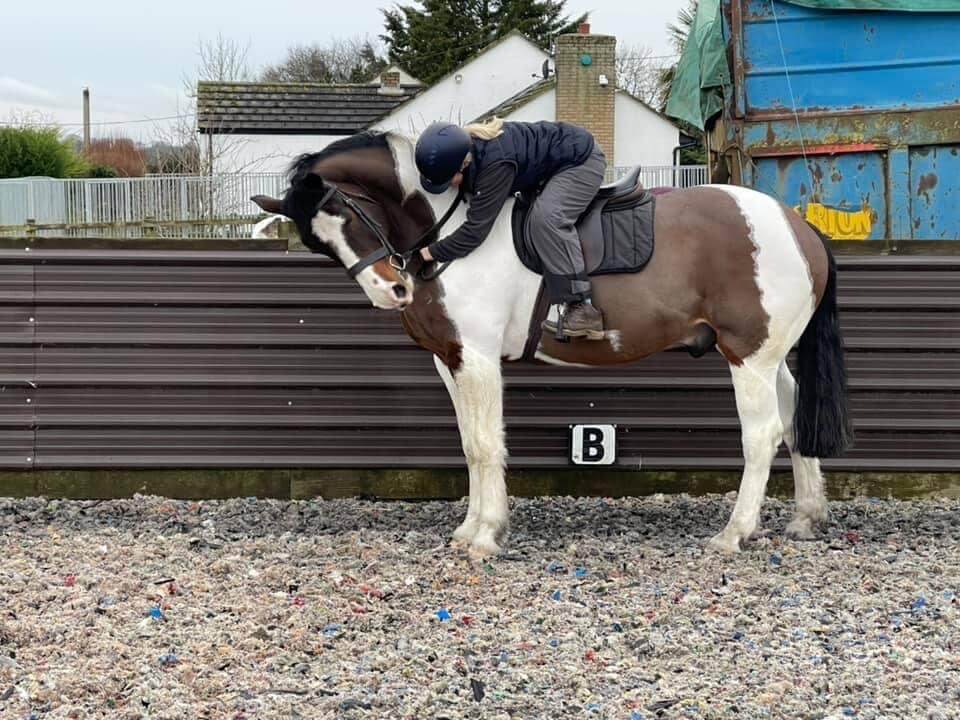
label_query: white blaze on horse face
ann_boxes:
[310,209,412,310]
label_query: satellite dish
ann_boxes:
[541,59,551,79]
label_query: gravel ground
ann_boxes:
[1,493,959,720]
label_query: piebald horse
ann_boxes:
[252,131,852,556]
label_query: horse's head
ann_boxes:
[252,172,414,311]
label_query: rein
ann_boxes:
[317,183,464,281]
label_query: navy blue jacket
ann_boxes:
[428,121,595,263]
[466,120,594,195]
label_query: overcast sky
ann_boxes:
[1,0,690,140]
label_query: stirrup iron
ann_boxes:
[554,307,571,343]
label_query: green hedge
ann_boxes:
[0,127,113,179]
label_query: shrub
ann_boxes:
[87,165,119,178]
[0,126,77,178]
[84,136,146,177]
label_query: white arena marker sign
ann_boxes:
[570,424,616,465]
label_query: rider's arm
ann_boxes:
[427,162,516,263]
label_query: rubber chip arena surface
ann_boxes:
[1,493,959,719]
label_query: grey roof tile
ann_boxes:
[197,81,422,134]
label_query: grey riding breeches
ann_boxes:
[526,143,607,304]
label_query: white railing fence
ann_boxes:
[615,165,709,189]
[0,174,286,238]
[0,166,708,238]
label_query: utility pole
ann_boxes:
[82,87,91,152]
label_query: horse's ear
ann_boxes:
[251,195,285,215]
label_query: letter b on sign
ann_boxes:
[570,424,616,465]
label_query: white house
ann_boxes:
[197,27,680,175]
[370,31,551,135]
[374,28,681,173]
[467,76,681,172]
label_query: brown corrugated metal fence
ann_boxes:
[0,248,956,474]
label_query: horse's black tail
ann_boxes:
[794,225,854,458]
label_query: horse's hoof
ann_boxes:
[468,540,501,560]
[707,531,742,554]
[452,519,479,545]
[785,516,820,541]
[807,503,829,526]
[468,525,503,559]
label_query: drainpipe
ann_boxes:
[672,140,701,186]
[672,140,700,166]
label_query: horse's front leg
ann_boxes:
[433,355,480,545]
[434,348,508,557]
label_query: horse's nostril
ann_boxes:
[393,284,407,300]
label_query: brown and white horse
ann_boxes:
[252,131,853,556]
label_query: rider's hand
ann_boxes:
[420,247,433,262]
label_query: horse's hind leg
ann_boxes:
[434,349,509,556]
[777,361,829,539]
[709,361,783,553]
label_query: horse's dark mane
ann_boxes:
[287,131,392,184]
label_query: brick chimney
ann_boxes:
[555,23,615,177]
[378,70,403,96]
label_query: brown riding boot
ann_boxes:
[542,301,605,340]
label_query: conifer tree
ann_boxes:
[381,0,586,84]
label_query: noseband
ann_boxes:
[314,183,464,280]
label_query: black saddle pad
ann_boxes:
[513,186,655,277]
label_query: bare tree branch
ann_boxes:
[196,33,252,84]
[148,34,255,176]
[260,36,387,83]
[616,44,660,106]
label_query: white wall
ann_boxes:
[614,93,679,168]
[371,33,549,135]
[212,134,343,175]
[501,89,556,124]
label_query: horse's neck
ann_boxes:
[434,195,542,360]
[385,134,540,359]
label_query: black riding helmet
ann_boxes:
[415,122,471,194]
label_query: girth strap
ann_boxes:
[521,280,551,362]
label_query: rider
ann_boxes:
[415,117,606,339]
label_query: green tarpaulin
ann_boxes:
[664,0,729,131]
[784,0,960,10]
[664,0,960,130]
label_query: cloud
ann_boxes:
[0,77,60,106]
[149,84,186,103]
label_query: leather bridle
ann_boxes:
[313,183,464,280]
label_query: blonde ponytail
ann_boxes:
[463,116,505,140]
